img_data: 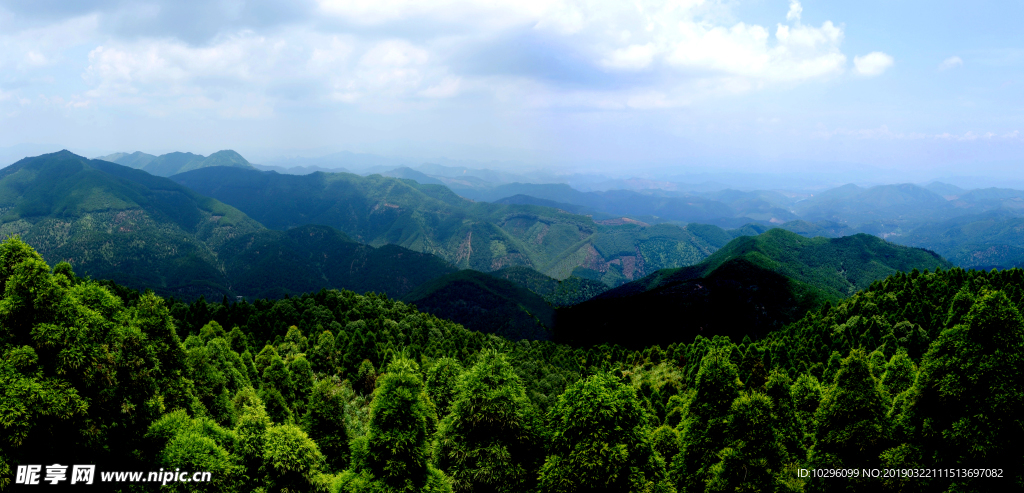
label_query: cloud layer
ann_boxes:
[0,0,862,116]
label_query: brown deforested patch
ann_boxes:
[455,231,473,264]
[596,217,651,227]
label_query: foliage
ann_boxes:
[3,237,1024,493]
[402,269,554,340]
[171,166,727,286]
[557,229,951,348]
[538,372,675,493]
[434,350,543,493]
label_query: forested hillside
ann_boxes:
[401,269,555,341]
[0,150,262,297]
[0,152,456,301]
[171,166,730,286]
[2,237,1020,492]
[556,230,952,348]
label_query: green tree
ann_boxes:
[0,237,171,483]
[434,350,543,493]
[879,349,916,399]
[147,409,243,493]
[764,369,804,464]
[808,349,888,492]
[674,347,741,493]
[333,357,451,493]
[538,372,674,493]
[357,359,378,395]
[790,373,821,452]
[425,357,463,419]
[264,423,327,492]
[887,290,1024,492]
[651,425,681,470]
[304,378,351,472]
[706,391,795,493]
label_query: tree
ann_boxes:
[705,391,794,493]
[674,347,741,493]
[0,238,170,483]
[304,378,351,472]
[790,373,821,452]
[356,359,378,395]
[808,349,888,492]
[434,350,543,493]
[334,357,451,493]
[764,369,803,464]
[879,349,916,399]
[264,423,327,492]
[148,409,243,493]
[538,372,674,493]
[887,290,1024,492]
[425,357,463,419]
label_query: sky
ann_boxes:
[0,0,1022,183]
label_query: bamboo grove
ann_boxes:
[1,237,1021,492]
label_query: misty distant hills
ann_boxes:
[97,150,255,177]
[170,166,734,287]
[83,148,1024,273]
[555,229,952,348]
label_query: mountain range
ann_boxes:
[170,166,732,287]
[1,149,1011,347]
[98,150,256,177]
[0,151,452,301]
[554,229,952,348]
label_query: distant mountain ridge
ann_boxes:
[170,166,733,287]
[97,150,255,177]
[0,151,457,301]
[556,228,952,348]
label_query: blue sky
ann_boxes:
[0,0,1021,182]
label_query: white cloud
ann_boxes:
[0,14,98,71]
[786,0,803,22]
[853,51,893,76]
[1,0,879,119]
[938,56,963,71]
[82,32,459,114]
[600,43,656,70]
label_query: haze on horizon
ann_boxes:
[0,0,1021,186]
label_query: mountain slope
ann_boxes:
[217,224,457,299]
[0,150,261,295]
[402,269,555,341]
[171,166,729,287]
[0,151,457,301]
[897,211,1024,269]
[100,150,256,177]
[794,183,954,225]
[555,228,952,348]
[488,266,609,306]
[458,182,740,224]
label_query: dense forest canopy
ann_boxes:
[2,237,1021,492]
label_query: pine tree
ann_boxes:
[808,349,888,492]
[674,347,741,493]
[434,350,543,493]
[538,372,674,493]
[304,378,351,472]
[334,357,451,493]
[888,290,1024,492]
